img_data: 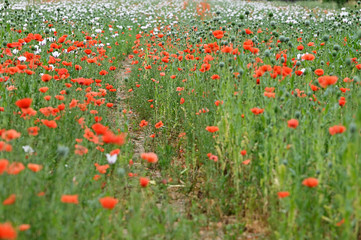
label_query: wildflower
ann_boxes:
[250,108,264,115]
[139,120,148,127]
[3,194,16,205]
[205,126,219,133]
[41,74,52,82]
[18,224,30,231]
[61,195,79,204]
[297,45,304,51]
[277,191,290,198]
[15,98,32,109]
[287,119,299,129]
[75,144,88,155]
[141,152,158,163]
[99,197,118,209]
[212,30,224,39]
[301,54,315,61]
[318,76,338,88]
[179,132,186,138]
[155,121,164,129]
[94,163,109,174]
[211,74,220,80]
[329,125,346,135]
[302,178,318,188]
[28,127,39,136]
[1,130,21,142]
[209,155,218,162]
[92,123,108,135]
[7,162,25,175]
[140,177,150,187]
[42,120,57,128]
[314,69,324,76]
[242,159,251,165]
[27,163,43,172]
[110,149,120,156]
[102,131,126,145]
[336,219,345,227]
[22,145,34,154]
[339,97,346,107]
[0,222,17,239]
[0,159,9,175]
[105,153,117,164]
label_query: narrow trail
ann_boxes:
[114,58,266,239]
[115,57,188,216]
[115,58,145,159]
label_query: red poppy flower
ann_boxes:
[301,54,315,61]
[41,74,52,82]
[277,191,290,198]
[338,97,346,107]
[205,126,219,133]
[0,159,9,175]
[61,195,79,204]
[28,127,40,136]
[141,152,158,163]
[329,125,346,135]
[155,121,164,129]
[99,197,118,210]
[212,30,224,39]
[42,119,57,128]
[6,162,25,175]
[211,74,220,80]
[15,98,32,109]
[318,76,338,88]
[3,194,16,205]
[242,159,251,165]
[287,119,299,129]
[297,45,304,51]
[250,108,264,115]
[18,224,30,232]
[27,163,43,172]
[314,69,324,76]
[0,222,17,239]
[302,178,318,188]
[140,177,149,187]
[139,120,148,127]
[1,130,21,141]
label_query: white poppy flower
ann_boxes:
[106,153,117,164]
[18,56,27,62]
[23,145,35,154]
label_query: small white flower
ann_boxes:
[106,153,117,164]
[18,56,27,62]
[52,51,61,57]
[23,145,34,154]
[39,39,47,46]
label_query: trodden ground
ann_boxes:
[1,0,361,239]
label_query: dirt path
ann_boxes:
[114,57,267,240]
[115,58,145,159]
[115,57,188,212]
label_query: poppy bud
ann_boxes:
[350,123,357,134]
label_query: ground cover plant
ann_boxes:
[0,0,361,239]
